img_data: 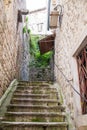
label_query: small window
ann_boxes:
[37,23,43,32]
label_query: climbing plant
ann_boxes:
[29,35,53,68]
[23,16,31,34]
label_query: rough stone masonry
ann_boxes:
[0,0,26,97]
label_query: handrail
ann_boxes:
[55,63,87,103]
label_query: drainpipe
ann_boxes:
[47,0,51,30]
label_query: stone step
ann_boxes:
[16,87,57,97]
[11,98,61,106]
[13,93,58,100]
[14,90,58,99]
[1,121,68,130]
[15,89,57,95]
[17,86,56,91]
[18,84,50,87]
[0,81,68,130]
[16,88,57,94]
[4,112,66,122]
[13,93,50,99]
[18,84,50,88]
[18,81,52,86]
[7,104,65,112]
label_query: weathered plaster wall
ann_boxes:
[28,8,48,34]
[20,32,30,81]
[54,0,87,129]
[0,0,26,97]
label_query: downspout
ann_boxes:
[47,0,51,30]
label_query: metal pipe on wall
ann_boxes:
[47,0,51,30]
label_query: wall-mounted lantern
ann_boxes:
[49,4,63,29]
[49,11,59,29]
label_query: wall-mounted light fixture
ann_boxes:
[49,4,63,29]
[49,10,59,29]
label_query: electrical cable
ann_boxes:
[55,63,87,103]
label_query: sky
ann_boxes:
[26,0,47,11]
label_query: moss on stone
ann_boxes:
[0,79,18,117]
[31,117,46,122]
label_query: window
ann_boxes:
[37,23,43,32]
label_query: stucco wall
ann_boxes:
[54,0,87,129]
[28,8,48,34]
[0,0,26,97]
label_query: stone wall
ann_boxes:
[19,32,30,81]
[54,0,87,129]
[29,67,54,81]
[0,0,26,97]
[29,50,54,82]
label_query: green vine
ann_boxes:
[23,16,31,34]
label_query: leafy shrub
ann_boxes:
[29,35,53,68]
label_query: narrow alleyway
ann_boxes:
[0,0,87,130]
[1,81,68,130]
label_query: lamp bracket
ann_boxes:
[54,4,63,15]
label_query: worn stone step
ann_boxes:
[4,112,66,122]
[17,84,50,88]
[7,104,65,112]
[1,121,68,130]
[13,93,58,100]
[18,81,52,86]
[16,87,57,97]
[11,98,61,106]
[18,84,50,88]
[17,86,56,92]
[15,89,57,95]
[16,87,57,94]
[14,90,58,100]
[0,81,68,130]
[17,84,54,88]
[13,93,50,99]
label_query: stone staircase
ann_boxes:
[1,81,68,130]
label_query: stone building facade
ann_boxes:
[0,0,27,98]
[52,0,87,130]
[28,7,48,34]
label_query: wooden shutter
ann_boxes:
[77,45,87,114]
